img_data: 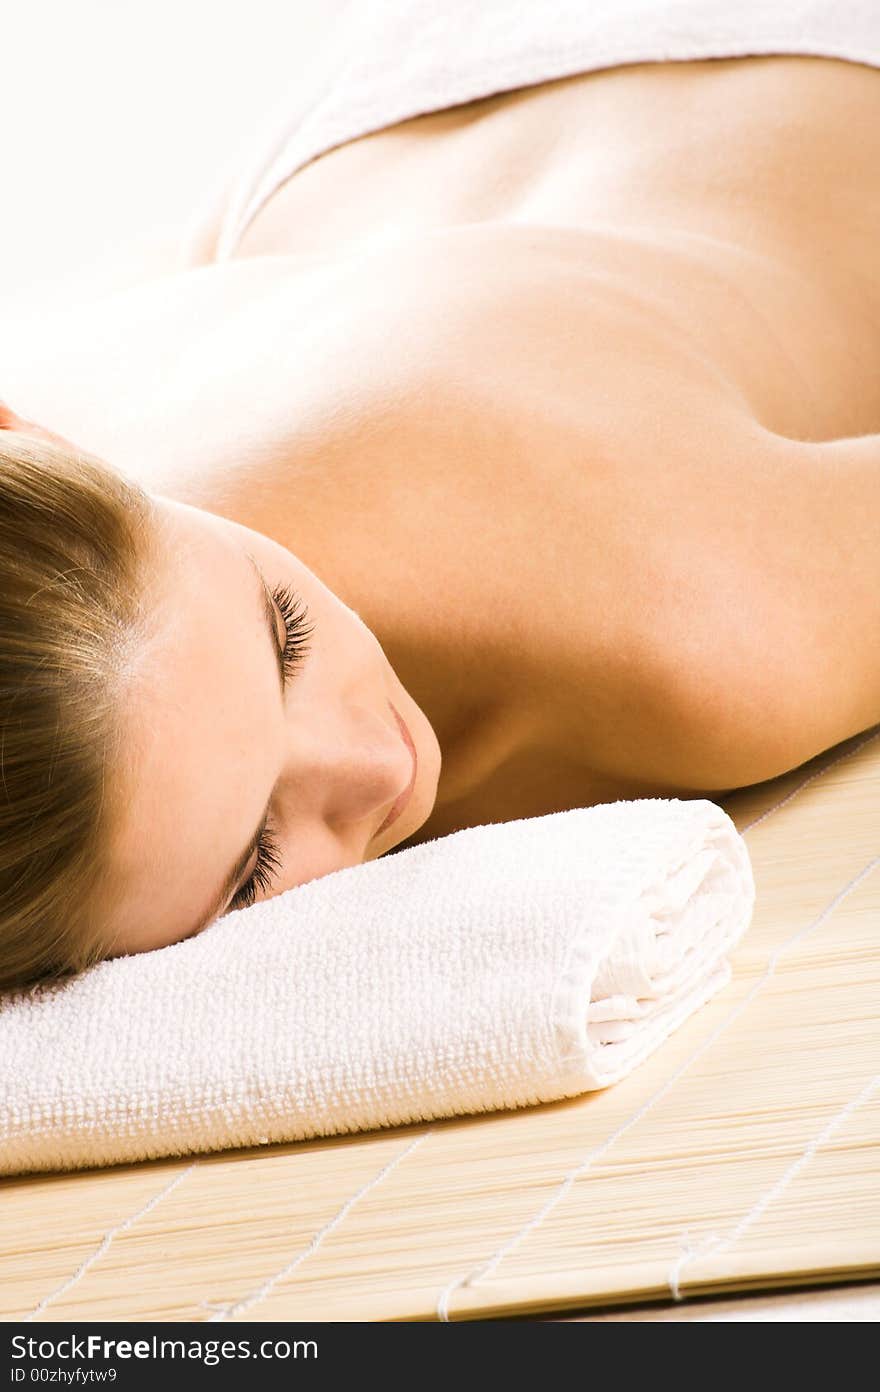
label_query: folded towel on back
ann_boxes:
[0,797,754,1176]
[215,0,880,260]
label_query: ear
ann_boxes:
[0,400,69,447]
[0,401,31,432]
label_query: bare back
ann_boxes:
[4,55,880,841]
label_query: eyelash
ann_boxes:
[229,821,282,913]
[273,581,315,685]
[229,582,315,913]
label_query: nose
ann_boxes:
[274,699,413,839]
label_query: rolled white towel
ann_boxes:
[0,796,754,1176]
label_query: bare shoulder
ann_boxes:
[556,410,880,795]
[384,230,880,790]
[0,255,311,473]
[222,225,875,792]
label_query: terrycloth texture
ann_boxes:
[215,0,880,259]
[0,797,754,1177]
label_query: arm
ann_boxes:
[649,423,880,789]
[614,422,880,791]
[773,430,880,750]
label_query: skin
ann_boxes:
[2,55,879,954]
[2,401,442,950]
[92,493,442,954]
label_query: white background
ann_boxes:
[0,1,346,317]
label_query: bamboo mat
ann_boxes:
[2,724,878,1323]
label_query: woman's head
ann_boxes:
[98,488,441,958]
[0,406,440,992]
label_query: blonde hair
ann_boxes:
[0,429,160,993]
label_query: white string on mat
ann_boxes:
[436,854,878,1320]
[666,1069,880,1300]
[201,1130,431,1322]
[435,726,880,1320]
[736,724,880,837]
[21,1163,197,1322]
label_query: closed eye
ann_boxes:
[228,817,283,913]
[226,580,315,914]
[271,581,315,686]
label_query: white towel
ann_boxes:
[0,797,754,1176]
[215,0,880,260]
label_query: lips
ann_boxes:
[375,701,418,836]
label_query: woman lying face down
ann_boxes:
[0,407,441,989]
[6,46,880,989]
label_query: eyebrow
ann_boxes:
[186,554,284,938]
